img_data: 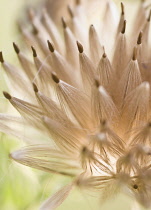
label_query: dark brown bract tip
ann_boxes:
[89,25,94,32]
[47,40,55,52]
[100,119,107,131]
[77,41,83,53]
[31,46,37,57]
[81,146,88,154]
[33,83,38,93]
[147,10,151,22]
[61,17,67,28]
[32,24,39,35]
[132,47,137,61]
[133,184,138,189]
[137,31,143,45]
[3,91,11,100]
[90,24,94,29]
[0,52,4,63]
[13,42,20,54]
[121,20,126,34]
[101,120,107,126]
[94,78,100,88]
[121,2,124,15]
[103,53,107,58]
[51,72,59,83]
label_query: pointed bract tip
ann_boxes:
[132,47,137,61]
[61,17,67,28]
[81,146,88,154]
[77,41,83,53]
[99,120,107,131]
[3,91,11,100]
[133,184,138,189]
[89,25,95,33]
[121,20,126,34]
[31,46,37,57]
[100,119,107,126]
[121,2,124,15]
[90,24,94,29]
[32,24,39,35]
[137,31,143,45]
[13,42,20,54]
[0,52,4,63]
[103,52,107,58]
[147,10,151,22]
[103,46,105,53]
[51,72,59,83]
[33,83,38,93]
[47,40,55,52]
[94,78,100,88]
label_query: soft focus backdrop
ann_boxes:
[0,0,145,210]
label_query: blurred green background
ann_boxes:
[0,0,145,210]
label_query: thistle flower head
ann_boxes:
[1,0,151,209]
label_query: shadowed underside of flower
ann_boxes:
[1,0,151,209]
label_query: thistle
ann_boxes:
[1,0,151,209]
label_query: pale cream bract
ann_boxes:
[1,0,151,209]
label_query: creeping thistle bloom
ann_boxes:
[1,0,151,209]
